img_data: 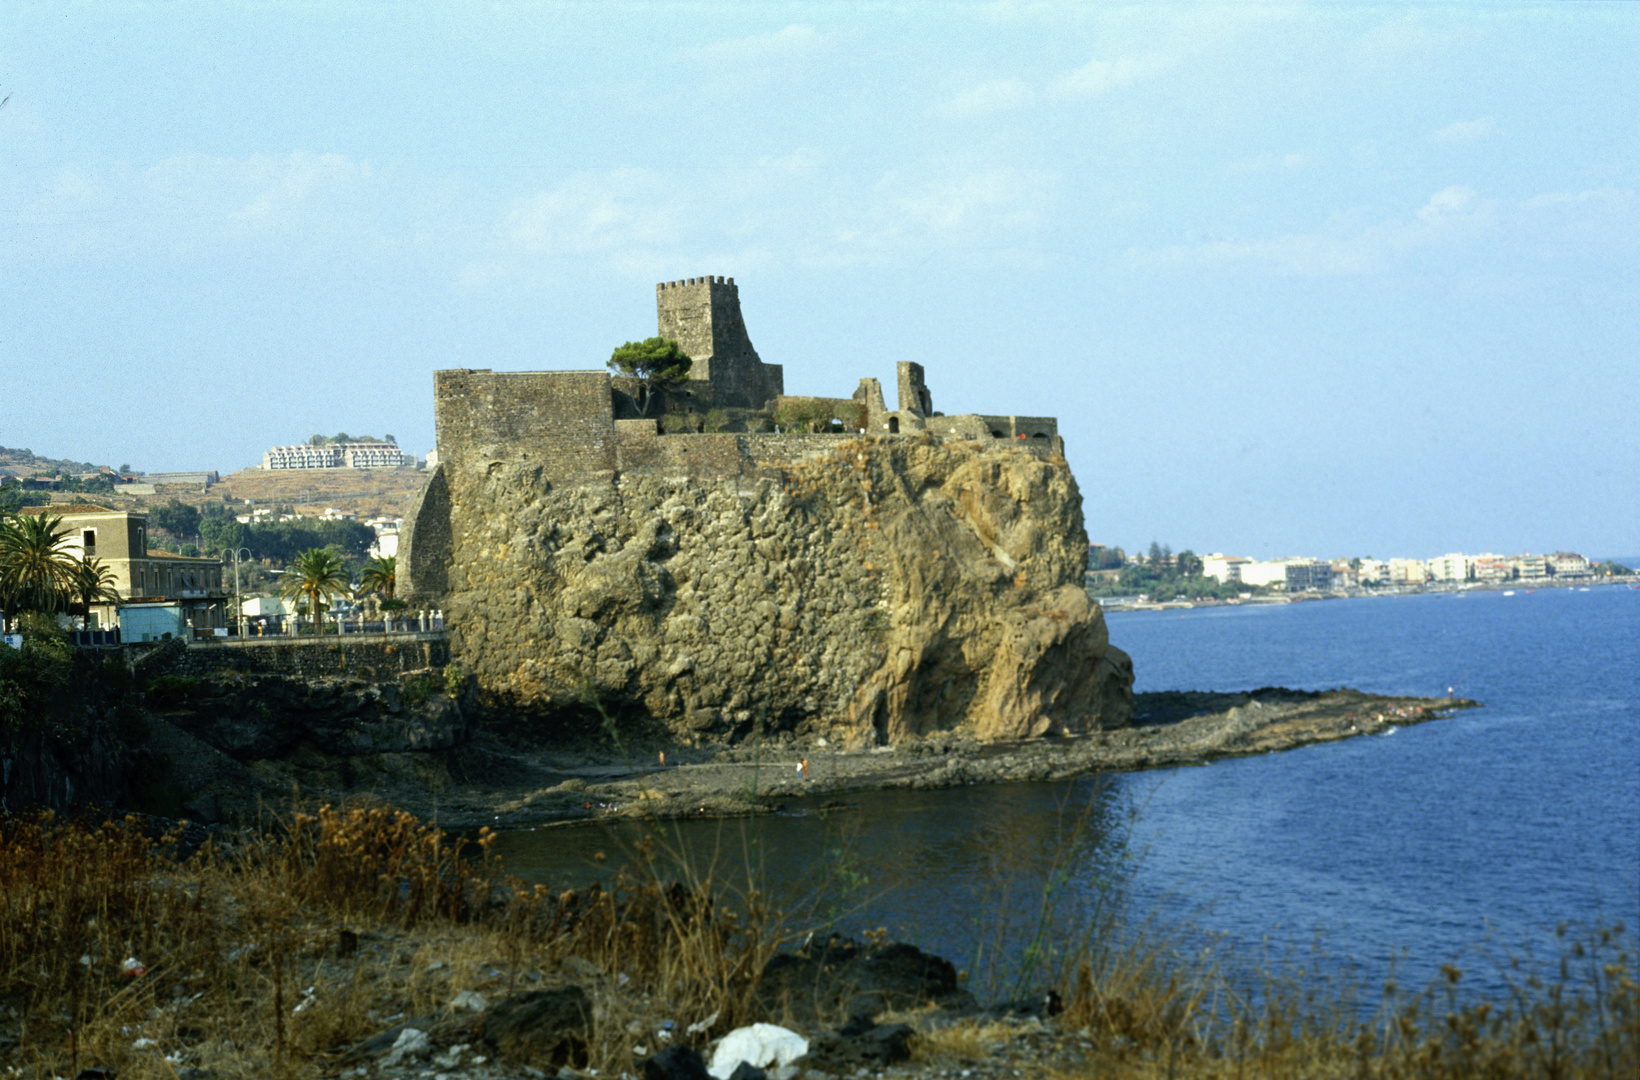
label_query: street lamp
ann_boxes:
[222,547,251,638]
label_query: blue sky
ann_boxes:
[3,2,1636,560]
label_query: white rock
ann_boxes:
[449,989,489,1012]
[383,1027,430,1066]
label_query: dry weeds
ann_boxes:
[0,807,777,1078]
[1,806,1632,1080]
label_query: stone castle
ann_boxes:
[396,276,1130,745]
[403,275,1060,601]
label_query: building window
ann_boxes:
[82,529,96,552]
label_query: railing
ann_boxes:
[217,611,446,641]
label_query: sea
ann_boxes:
[492,584,1640,1000]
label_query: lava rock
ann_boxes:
[754,933,972,1024]
[478,986,593,1068]
[804,1020,915,1071]
[642,1044,713,1080]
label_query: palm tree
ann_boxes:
[0,512,79,631]
[357,554,397,601]
[71,557,121,629]
[279,547,352,633]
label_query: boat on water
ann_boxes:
[1503,590,1516,596]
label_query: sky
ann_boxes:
[3,2,1636,561]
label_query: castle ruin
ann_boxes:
[401,277,1061,603]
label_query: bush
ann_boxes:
[402,672,435,706]
[144,675,199,709]
[0,621,74,735]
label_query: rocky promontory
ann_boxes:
[109,676,1470,828]
[426,434,1133,747]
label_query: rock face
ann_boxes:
[439,435,1131,745]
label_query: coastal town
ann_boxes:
[1089,544,1630,609]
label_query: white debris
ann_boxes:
[708,1023,809,1080]
[449,989,489,1012]
[382,1027,430,1067]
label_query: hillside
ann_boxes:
[212,466,430,517]
[0,445,111,477]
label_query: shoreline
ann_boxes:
[402,688,1478,830]
[1094,574,1637,611]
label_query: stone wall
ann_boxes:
[152,635,451,680]
[400,463,451,603]
[434,368,615,472]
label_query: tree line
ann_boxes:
[188,511,376,565]
[1087,540,1260,602]
[0,508,119,633]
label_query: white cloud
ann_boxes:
[228,152,372,222]
[9,151,378,257]
[1048,54,1174,100]
[940,78,1036,117]
[1228,151,1312,175]
[1416,185,1479,222]
[1126,185,1635,277]
[506,170,687,265]
[488,161,1059,282]
[1432,117,1497,143]
[893,168,1053,233]
[757,147,823,175]
[683,24,826,67]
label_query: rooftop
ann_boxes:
[20,503,123,516]
[146,549,220,563]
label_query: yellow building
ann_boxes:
[21,505,229,632]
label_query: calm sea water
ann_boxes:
[494,585,1639,997]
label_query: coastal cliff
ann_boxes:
[426,434,1133,745]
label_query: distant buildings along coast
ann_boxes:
[1197,551,1599,591]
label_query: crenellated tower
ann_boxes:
[656,276,783,409]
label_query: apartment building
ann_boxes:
[262,442,406,470]
[1200,554,1252,584]
[21,505,228,631]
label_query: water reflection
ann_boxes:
[490,777,1137,995]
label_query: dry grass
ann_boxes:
[1038,919,1639,1080]
[910,1016,1035,1063]
[0,807,779,1078]
[2,804,1633,1080]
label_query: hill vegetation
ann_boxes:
[0,445,115,478]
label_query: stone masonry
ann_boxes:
[656,276,784,409]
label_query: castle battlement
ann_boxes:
[657,276,734,290]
